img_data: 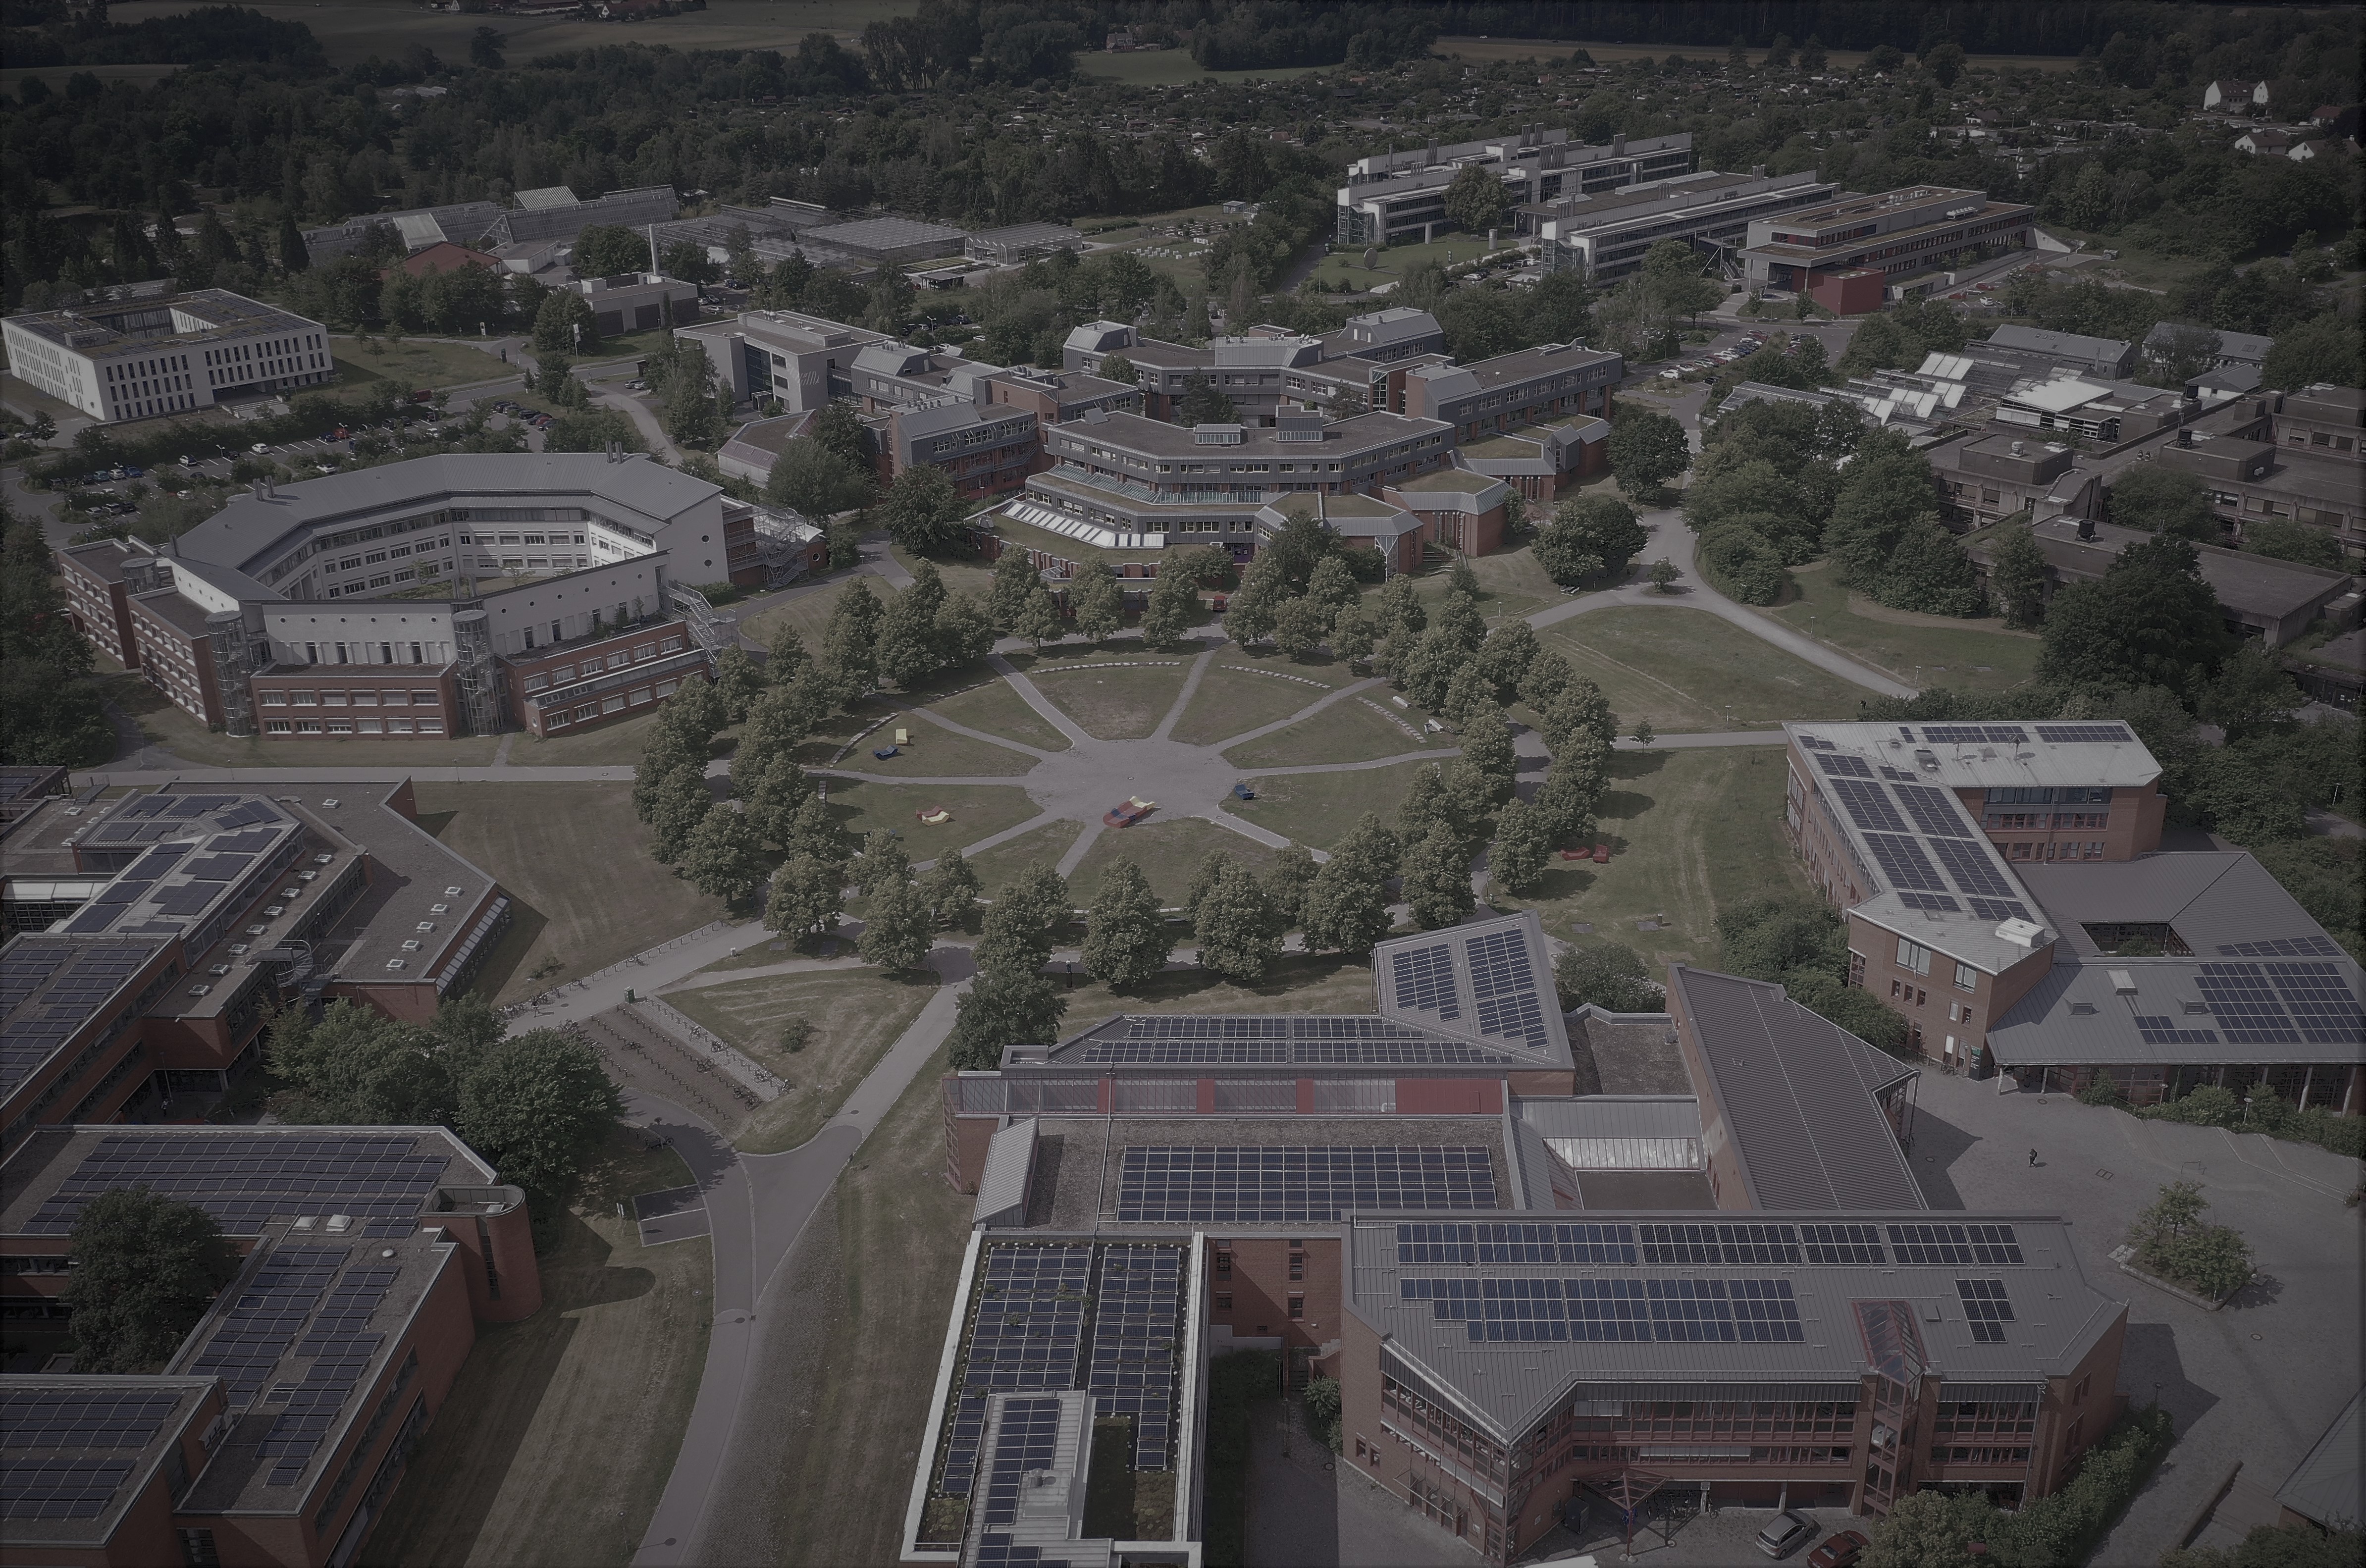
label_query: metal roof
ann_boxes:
[1034,910,1571,1071]
[1986,324,2132,366]
[2021,852,2343,959]
[2274,1386,2365,1529]
[1987,953,2365,1069]
[972,1118,1038,1229]
[1346,1209,2121,1443]
[1669,968,1926,1212]
[1514,1097,1703,1170]
[177,453,719,579]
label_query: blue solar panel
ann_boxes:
[2135,1016,2219,1046]
[1799,1223,1886,1264]
[1086,1246,1185,1472]
[1815,752,1874,779]
[1898,891,1962,914]
[1638,1222,1801,1265]
[1957,1279,2014,1343]
[1391,944,1461,1019]
[1887,1223,2023,1265]
[1465,927,1548,1049]
[975,1397,1064,1530]
[1118,1146,1496,1224]
[939,1245,1092,1500]
[2215,937,2343,959]
[1864,833,1947,892]
[1969,897,2033,923]
[1893,784,1975,838]
[2033,724,2130,743]
[1829,779,1907,833]
[1921,725,2029,745]
[1931,837,2016,898]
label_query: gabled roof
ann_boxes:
[2276,1387,2365,1530]
[1667,967,1925,1212]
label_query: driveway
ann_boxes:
[1902,1069,2363,1566]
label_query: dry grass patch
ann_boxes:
[1017,659,1193,740]
[667,967,941,1155]
[1166,661,1339,745]
[1222,698,1428,769]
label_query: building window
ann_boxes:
[1287,1294,1304,1320]
[1955,962,1978,992]
[178,1529,220,1567]
[1897,938,1933,977]
[1289,1250,1305,1282]
[264,719,292,734]
[1214,1250,1232,1279]
[1213,1292,1232,1310]
[1848,949,1866,987]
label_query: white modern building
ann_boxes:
[1336,129,1693,247]
[1,289,332,423]
[1531,168,1840,280]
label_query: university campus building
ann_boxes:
[1781,722,2365,1106]
[54,454,747,742]
[0,289,333,425]
[1739,187,2036,306]
[908,912,2138,1566]
[1337,130,1694,248]
[0,779,513,1147]
[1528,168,1840,282]
[0,1122,542,1568]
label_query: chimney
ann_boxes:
[1751,164,1767,178]
[2076,517,2096,541]
[1611,134,1627,155]
[2010,440,2024,456]
[1426,138,1439,164]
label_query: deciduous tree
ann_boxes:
[456,1029,625,1197]
[764,853,845,939]
[1489,797,1550,893]
[1401,821,1475,930]
[1069,557,1123,644]
[946,969,1068,1070]
[679,804,767,902]
[1194,862,1279,982]
[62,1189,241,1373]
[1552,942,1663,1012]
[921,847,983,928]
[858,874,936,970]
[1081,859,1174,988]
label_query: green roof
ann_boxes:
[1395,467,1503,495]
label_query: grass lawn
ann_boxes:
[1303,232,1519,293]
[739,576,859,658]
[331,335,513,391]
[1016,659,1193,740]
[1070,816,1282,909]
[1222,698,1430,770]
[667,967,941,1155]
[414,783,727,1002]
[1233,758,1443,851]
[95,668,504,769]
[841,716,1038,778]
[1403,542,1572,626]
[769,1038,974,1568]
[891,545,997,603]
[1760,561,2041,693]
[1488,747,1810,972]
[509,707,671,767]
[923,677,1074,753]
[357,1128,710,1568]
[1166,661,1338,746]
[1055,952,1380,1028]
[822,778,1039,846]
[964,819,1086,893]
[1539,607,1868,733]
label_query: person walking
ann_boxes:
[2028,1149,2039,1166]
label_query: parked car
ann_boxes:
[1809,1530,1869,1568]
[1756,1512,1820,1560]
[250,443,269,454]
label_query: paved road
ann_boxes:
[629,947,971,1568]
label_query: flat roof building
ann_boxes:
[1741,186,2035,299]
[1,1123,542,1568]
[2003,517,2360,648]
[1338,130,1693,248]
[1531,168,1839,281]
[0,289,331,424]
[798,214,968,265]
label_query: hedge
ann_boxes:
[1985,1405,2174,1567]
[1202,1350,1279,1568]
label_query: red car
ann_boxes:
[1809,1531,1869,1568]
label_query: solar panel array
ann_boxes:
[2216,936,2346,959]
[1395,1221,1639,1266]
[1072,1014,1514,1066]
[940,1245,1091,1500]
[1391,943,1462,1020]
[0,1388,186,1522]
[1887,1223,2024,1265]
[1930,837,2017,898]
[1898,891,1963,914]
[1394,1220,1921,1268]
[1893,784,1975,838]
[1829,779,1908,833]
[1864,833,1946,892]
[1809,755,2043,915]
[2033,724,2131,744]
[0,940,163,1097]
[256,1261,399,1486]
[189,1247,345,1412]
[2195,962,2366,1046]
[25,1134,450,1237]
[1956,1279,2014,1343]
[1467,927,1549,1050]
[1815,752,1875,780]
[1401,1275,1805,1343]
[2135,1016,2219,1046]
[1085,1246,1185,1471]
[1118,1146,1496,1223]
[1969,897,2034,923]
[1920,726,2030,745]
[974,1395,1063,1529]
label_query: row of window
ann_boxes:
[2005,840,2106,861]
[1986,811,2108,831]
[261,689,439,707]
[542,681,674,725]
[1892,940,1981,993]
[264,718,446,734]
[520,638,681,688]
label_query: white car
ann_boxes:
[250,443,269,454]
[1659,367,1682,379]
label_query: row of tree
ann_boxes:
[1,505,110,766]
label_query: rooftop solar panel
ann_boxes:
[2216,936,2345,959]
[2194,963,2300,1045]
[1887,1223,2023,1266]
[1116,1146,1496,1224]
[1829,779,1908,833]
[2135,1016,2220,1046]
[1892,784,1975,838]
[1799,734,1835,750]
[25,1133,449,1237]
[1968,897,2032,923]
[1957,1278,2014,1343]
[1391,944,1462,1020]
[1798,1223,1886,1265]
[939,1244,1094,1499]
[1920,726,2029,745]
[0,1458,137,1520]
[1085,1245,1185,1471]
[1399,1275,1803,1344]
[1465,927,1549,1050]
[1897,891,1962,914]
[1863,833,1947,892]
[2033,724,2131,744]
[1814,752,1874,780]
[1930,837,2016,898]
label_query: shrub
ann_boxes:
[1302,1374,1343,1453]
[1985,1406,2174,1567]
[2078,1075,2124,1106]
[2126,1180,2253,1300]
[1696,522,1790,604]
